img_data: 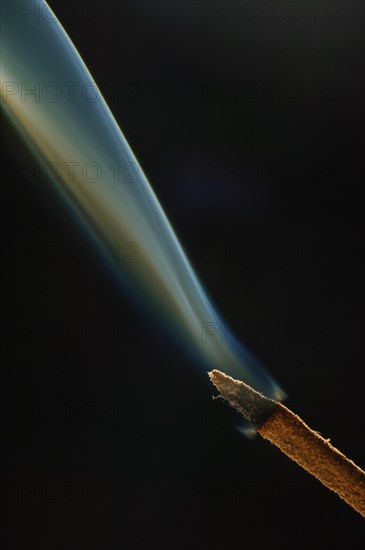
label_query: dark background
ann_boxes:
[2,1,365,548]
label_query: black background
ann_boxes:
[2,1,365,548]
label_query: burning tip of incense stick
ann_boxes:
[208,369,276,426]
[208,369,365,517]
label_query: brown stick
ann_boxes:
[259,403,365,517]
[208,369,365,517]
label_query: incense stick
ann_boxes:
[209,369,365,517]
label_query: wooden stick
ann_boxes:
[209,369,365,517]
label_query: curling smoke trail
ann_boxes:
[0,0,283,399]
